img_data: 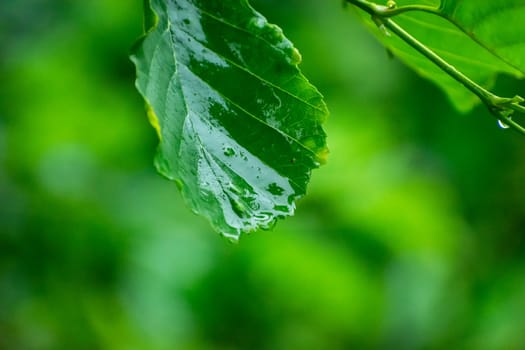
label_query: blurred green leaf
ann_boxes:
[440,0,525,72]
[352,0,525,112]
[131,0,328,240]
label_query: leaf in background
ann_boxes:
[440,0,525,72]
[131,0,328,240]
[354,0,525,112]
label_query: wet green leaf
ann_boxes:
[355,0,525,112]
[131,0,328,240]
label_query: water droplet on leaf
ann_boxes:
[249,16,266,30]
[267,183,285,196]
[223,146,235,157]
[230,198,247,218]
[227,182,242,195]
[273,205,289,213]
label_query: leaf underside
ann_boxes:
[131,0,328,240]
[357,0,525,112]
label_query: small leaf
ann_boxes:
[131,0,328,240]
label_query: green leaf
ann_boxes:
[439,0,525,72]
[353,0,525,112]
[131,0,328,240]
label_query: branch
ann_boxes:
[345,0,525,136]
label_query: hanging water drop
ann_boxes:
[498,119,510,129]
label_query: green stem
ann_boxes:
[382,5,441,17]
[345,0,525,136]
[382,17,493,102]
[510,101,525,114]
[345,0,441,18]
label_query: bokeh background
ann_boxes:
[2,0,525,349]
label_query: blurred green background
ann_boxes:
[2,0,525,349]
